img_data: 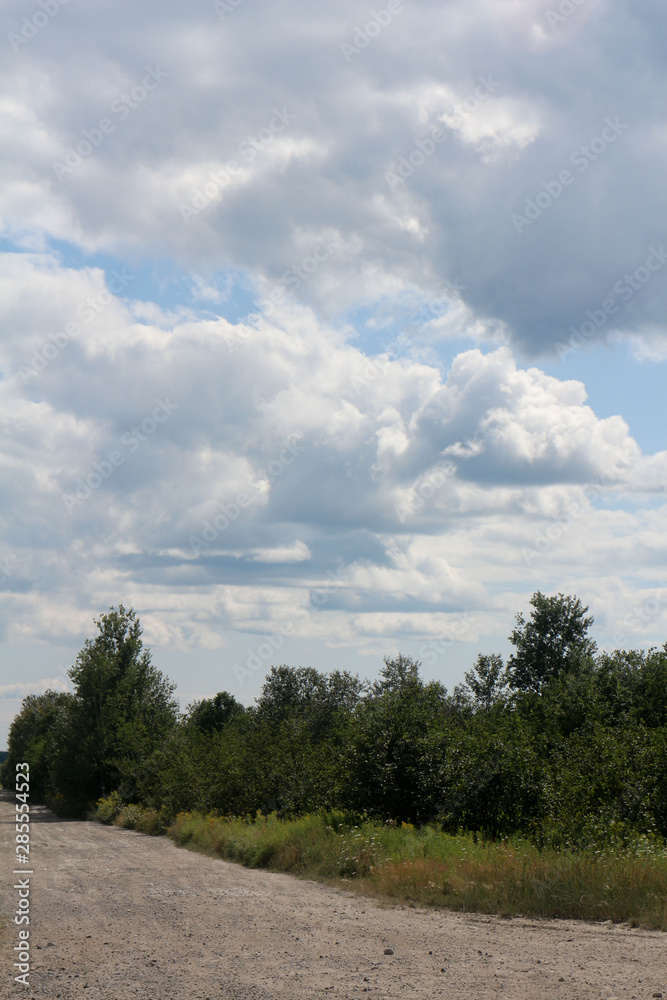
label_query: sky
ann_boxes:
[1,0,666,747]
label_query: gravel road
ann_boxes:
[1,790,665,999]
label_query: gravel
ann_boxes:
[1,791,664,999]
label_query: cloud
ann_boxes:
[0,252,665,654]
[0,0,666,353]
[0,678,70,699]
[1,1,666,691]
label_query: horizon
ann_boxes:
[2,0,667,748]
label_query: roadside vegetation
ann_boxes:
[3,594,667,927]
[90,802,667,929]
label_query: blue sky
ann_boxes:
[1,0,667,746]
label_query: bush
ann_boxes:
[91,791,123,824]
[115,802,165,834]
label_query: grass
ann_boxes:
[90,800,667,930]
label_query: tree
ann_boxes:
[1,690,74,799]
[507,592,596,693]
[347,656,449,822]
[186,691,246,733]
[372,653,421,695]
[464,653,507,709]
[52,606,178,807]
[255,665,363,737]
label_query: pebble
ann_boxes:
[384,948,394,955]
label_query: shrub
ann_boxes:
[91,791,123,824]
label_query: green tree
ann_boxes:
[507,592,595,693]
[464,653,507,709]
[51,606,178,809]
[256,665,363,738]
[347,656,449,822]
[1,690,74,799]
[372,653,421,695]
[186,691,246,733]
[442,714,543,838]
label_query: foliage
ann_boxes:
[0,690,75,798]
[162,810,667,929]
[63,604,178,804]
[507,591,596,693]
[5,593,667,865]
[464,653,507,709]
[345,656,449,822]
[91,791,123,824]
[185,691,246,733]
[3,606,178,812]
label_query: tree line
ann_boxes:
[2,594,666,847]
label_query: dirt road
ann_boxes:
[0,791,664,999]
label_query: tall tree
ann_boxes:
[507,592,595,693]
[186,691,246,733]
[348,656,449,822]
[464,653,507,709]
[1,690,74,799]
[52,606,178,807]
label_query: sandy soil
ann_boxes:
[0,791,665,999]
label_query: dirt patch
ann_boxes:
[0,791,664,998]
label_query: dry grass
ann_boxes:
[91,801,667,929]
[361,852,667,928]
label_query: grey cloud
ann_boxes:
[0,256,654,648]
[1,1,666,352]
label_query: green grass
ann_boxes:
[91,800,667,930]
